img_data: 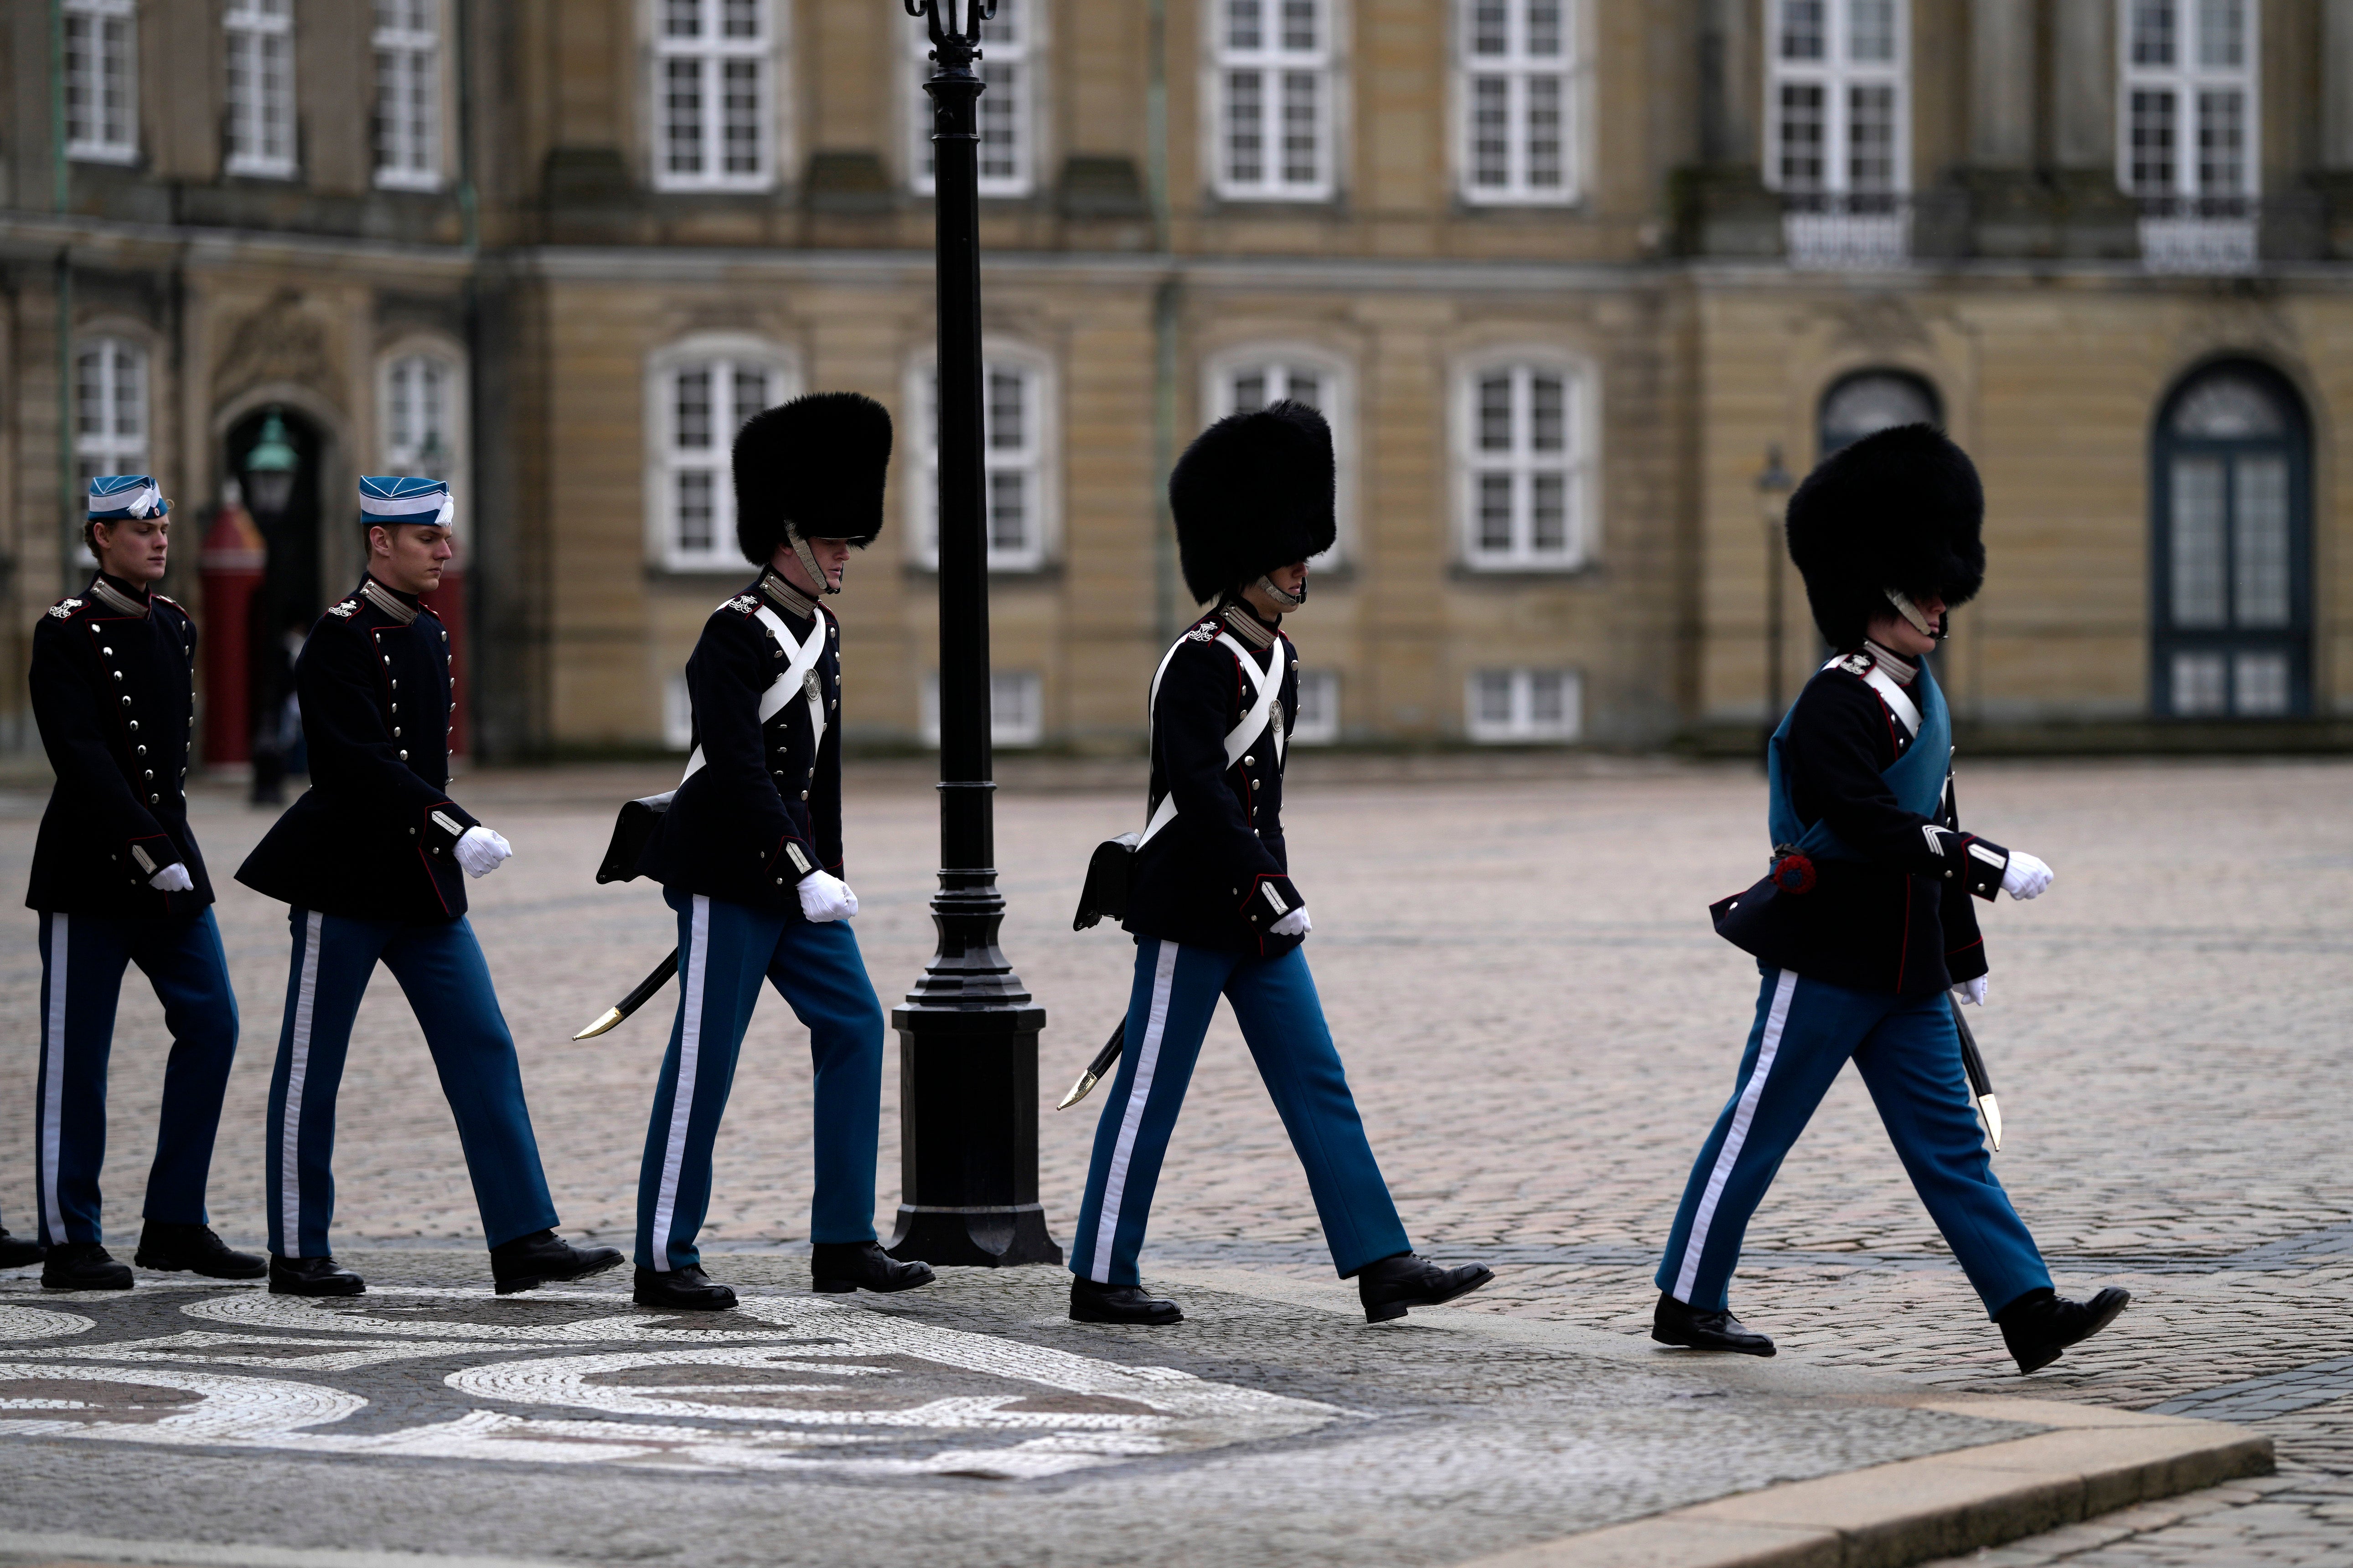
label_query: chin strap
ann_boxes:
[792,534,841,596]
[1253,573,1305,610]
[1885,588,1945,640]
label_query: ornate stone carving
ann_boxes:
[212,290,337,403]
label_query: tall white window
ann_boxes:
[1291,670,1340,744]
[1458,359,1593,570]
[1469,669,1581,742]
[1765,0,1907,264]
[382,353,460,476]
[647,344,797,571]
[64,0,138,164]
[910,0,1034,196]
[1206,347,1351,566]
[224,0,297,179]
[75,338,149,500]
[374,0,441,191]
[655,0,774,192]
[1460,0,1579,204]
[2119,0,2259,271]
[1214,0,1336,201]
[912,353,1053,572]
[921,671,1044,748]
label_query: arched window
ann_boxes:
[2151,363,2311,717]
[1204,345,1352,566]
[646,338,801,571]
[75,336,150,497]
[1817,368,1939,455]
[1455,353,1597,570]
[380,349,463,477]
[906,343,1056,573]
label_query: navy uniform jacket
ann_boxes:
[1124,604,1303,957]
[26,573,212,917]
[237,576,479,923]
[1712,649,2008,997]
[636,571,843,914]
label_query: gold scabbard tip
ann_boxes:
[1980,1093,2003,1152]
[572,1007,625,1042]
[1055,1071,1100,1112]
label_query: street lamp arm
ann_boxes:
[903,0,996,50]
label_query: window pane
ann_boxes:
[1284,369,1321,408]
[1232,371,1267,410]
[2169,455,2227,627]
[1531,474,1566,552]
[665,59,706,174]
[2128,89,2176,195]
[1530,375,1565,451]
[722,0,760,41]
[1477,474,1515,551]
[1526,75,1562,188]
[1779,84,1826,191]
[1527,0,1562,56]
[722,59,761,175]
[109,346,142,439]
[987,370,1026,451]
[1476,671,1515,724]
[1471,76,1510,187]
[76,350,106,438]
[2172,374,2283,436]
[2232,650,2288,714]
[978,60,1019,182]
[1281,71,1320,185]
[1281,0,1317,52]
[665,0,702,38]
[1847,0,1895,62]
[1478,376,1513,451]
[2233,454,2290,627]
[2170,650,2226,714]
[2197,0,2242,67]
[2131,0,2175,66]
[1530,671,1566,725]
[732,367,769,428]
[676,470,715,552]
[674,368,714,449]
[1226,71,1265,183]
[1848,84,1895,192]
[1780,0,1825,61]
[1470,0,1506,55]
[2195,89,2243,197]
[988,471,1029,552]
[1227,0,1262,52]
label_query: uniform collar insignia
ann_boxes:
[358,576,420,625]
[1860,639,1918,687]
[86,574,150,618]
[757,568,819,624]
[1221,601,1278,651]
[47,597,84,619]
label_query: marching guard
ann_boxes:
[1069,402,1492,1326]
[1652,424,2128,1374]
[626,393,931,1312]
[12,477,257,1289]
[236,478,621,1298]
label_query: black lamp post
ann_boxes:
[887,0,1060,1269]
[1757,444,1794,759]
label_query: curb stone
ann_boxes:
[0,1536,568,1568]
[1153,1268,2273,1568]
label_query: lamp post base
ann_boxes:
[886,1003,1064,1268]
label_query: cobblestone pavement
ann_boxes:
[0,755,2348,1563]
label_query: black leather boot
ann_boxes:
[811,1241,936,1295]
[1069,1277,1183,1325]
[1997,1286,2131,1374]
[490,1231,625,1296]
[635,1264,736,1312]
[0,1229,42,1269]
[269,1253,366,1297]
[1356,1253,1495,1323]
[1651,1291,1776,1356]
[41,1242,132,1291]
[134,1222,266,1280]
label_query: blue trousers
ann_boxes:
[264,909,557,1258]
[31,910,239,1247]
[1071,938,1410,1285]
[636,890,886,1271]
[1656,966,2053,1319]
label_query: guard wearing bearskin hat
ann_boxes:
[626,392,933,1312]
[1066,402,1492,1326]
[1650,424,2128,1374]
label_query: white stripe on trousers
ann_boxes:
[1672,967,1800,1304]
[39,915,69,1243]
[1088,939,1182,1283]
[278,912,325,1255]
[649,894,712,1274]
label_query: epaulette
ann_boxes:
[325,598,361,619]
[719,593,760,617]
[1184,618,1220,644]
[154,593,186,614]
[45,596,85,620]
[1831,651,1875,678]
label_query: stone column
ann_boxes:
[1970,0,2036,167]
[2326,0,2353,169]
[2050,0,2136,257]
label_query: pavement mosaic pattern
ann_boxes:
[0,755,2348,1563]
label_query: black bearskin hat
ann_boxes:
[732,392,892,565]
[1169,401,1337,605]
[1784,423,1986,650]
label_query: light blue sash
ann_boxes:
[1767,660,1950,863]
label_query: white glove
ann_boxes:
[2000,850,2052,901]
[1269,906,1311,938]
[797,870,858,923]
[149,862,194,893]
[1951,976,1987,1006]
[454,826,512,879]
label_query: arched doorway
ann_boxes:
[1818,369,1941,457]
[223,405,327,797]
[2150,363,2312,717]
